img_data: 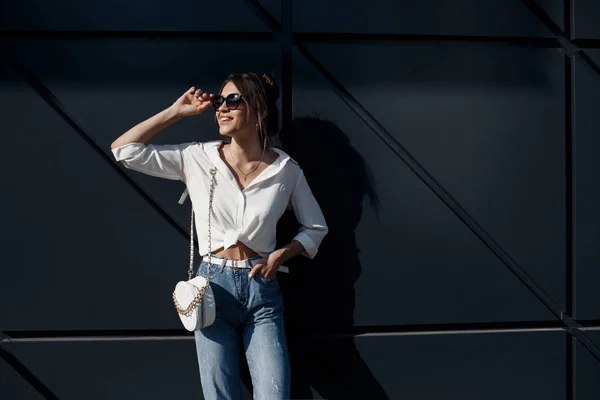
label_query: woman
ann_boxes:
[110,72,328,399]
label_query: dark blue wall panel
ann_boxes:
[0,78,188,330]
[289,331,565,399]
[0,358,44,400]
[0,0,269,31]
[6,39,279,234]
[576,332,600,400]
[0,41,281,331]
[2,0,599,398]
[4,341,209,400]
[574,49,600,320]
[292,0,557,37]
[289,45,563,326]
[574,0,600,39]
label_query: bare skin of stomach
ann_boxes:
[212,241,259,260]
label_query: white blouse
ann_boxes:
[111,140,328,260]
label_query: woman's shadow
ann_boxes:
[273,116,388,399]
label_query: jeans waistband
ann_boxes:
[202,254,262,269]
[202,254,290,273]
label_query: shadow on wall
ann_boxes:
[274,117,386,399]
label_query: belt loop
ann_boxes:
[218,257,227,273]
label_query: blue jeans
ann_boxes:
[194,255,290,399]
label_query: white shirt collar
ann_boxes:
[204,140,294,192]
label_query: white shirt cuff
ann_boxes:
[292,231,319,259]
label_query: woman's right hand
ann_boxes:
[171,86,214,117]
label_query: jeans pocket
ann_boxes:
[197,262,223,280]
[257,274,277,284]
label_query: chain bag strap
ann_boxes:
[172,168,217,326]
[189,167,217,280]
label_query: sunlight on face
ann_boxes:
[216,81,258,139]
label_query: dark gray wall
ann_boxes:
[1,1,599,399]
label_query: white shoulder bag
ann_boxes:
[172,168,217,332]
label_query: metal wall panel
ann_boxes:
[574,0,600,39]
[288,331,565,399]
[2,0,600,399]
[5,40,279,233]
[4,341,206,400]
[0,77,191,330]
[286,45,562,326]
[292,0,559,37]
[574,49,600,320]
[576,332,600,399]
[0,0,270,32]
[0,358,44,400]
[258,0,282,22]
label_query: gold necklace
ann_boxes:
[228,145,264,182]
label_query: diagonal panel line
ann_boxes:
[298,45,559,315]
[521,0,600,82]
[566,327,600,362]
[297,46,600,365]
[242,0,600,364]
[576,50,600,79]
[2,48,191,242]
[521,0,600,365]
[246,0,568,323]
[0,347,60,400]
[522,0,566,39]
[243,0,282,33]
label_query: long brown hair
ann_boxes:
[219,72,280,149]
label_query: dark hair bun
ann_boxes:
[262,73,280,101]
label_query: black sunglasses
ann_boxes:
[212,93,242,110]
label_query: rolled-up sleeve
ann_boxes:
[111,142,191,181]
[290,171,328,259]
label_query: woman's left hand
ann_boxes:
[249,249,284,280]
